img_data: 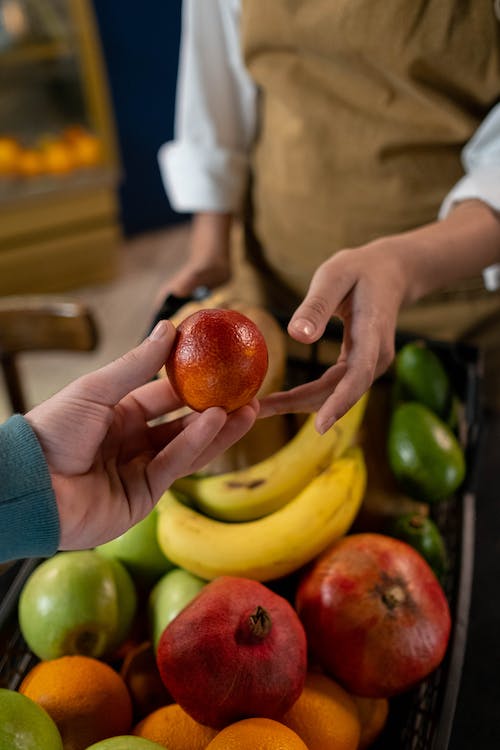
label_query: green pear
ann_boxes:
[85,737,164,750]
[96,510,174,588]
[0,689,63,750]
[148,567,206,649]
[18,550,137,661]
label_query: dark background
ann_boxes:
[92,0,184,236]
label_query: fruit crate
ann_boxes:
[281,321,481,750]
[0,318,481,750]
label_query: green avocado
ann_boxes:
[388,401,466,503]
[390,513,448,579]
[394,341,452,419]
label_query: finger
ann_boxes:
[146,403,258,498]
[187,401,259,473]
[315,337,380,432]
[287,262,355,343]
[69,320,176,407]
[258,363,347,418]
[123,376,185,422]
[315,366,373,433]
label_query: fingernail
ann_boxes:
[317,416,336,435]
[291,318,316,336]
[149,320,169,341]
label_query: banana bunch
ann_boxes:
[174,392,368,521]
[156,445,367,582]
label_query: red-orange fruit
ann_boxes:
[166,308,268,412]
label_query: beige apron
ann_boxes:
[232,0,500,406]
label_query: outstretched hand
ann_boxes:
[259,239,408,433]
[26,320,258,550]
[259,201,500,433]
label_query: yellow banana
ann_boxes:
[157,446,367,582]
[173,392,369,521]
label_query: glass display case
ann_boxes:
[0,0,121,294]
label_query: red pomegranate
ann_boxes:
[156,576,307,728]
[295,533,451,698]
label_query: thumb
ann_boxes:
[71,320,177,406]
[288,297,328,343]
[287,272,349,343]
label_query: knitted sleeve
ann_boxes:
[0,415,60,562]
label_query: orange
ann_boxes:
[19,654,133,750]
[0,136,21,175]
[16,148,44,177]
[120,641,172,721]
[133,703,218,750]
[166,308,268,412]
[352,695,390,749]
[281,672,361,750]
[205,718,308,750]
[39,138,76,174]
[69,131,102,167]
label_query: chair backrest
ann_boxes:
[0,296,99,414]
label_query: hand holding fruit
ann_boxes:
[25,320,258,551]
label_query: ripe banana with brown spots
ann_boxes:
[157,445,367,582]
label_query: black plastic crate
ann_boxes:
[282,321,481,750]
[0,322,482,749]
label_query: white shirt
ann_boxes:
[159,0,500,288]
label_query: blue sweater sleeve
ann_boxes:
[0,415,60,562]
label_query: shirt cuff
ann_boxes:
[438,165,500,219]
[439,166,500,292]
[0,415,59,562]
[158,140,249,213]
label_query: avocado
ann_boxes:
[394,341,452,419]
[390,513,448,579]
[387,401,466,503]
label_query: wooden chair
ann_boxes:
[0,296,99,414]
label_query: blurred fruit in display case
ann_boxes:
[0,135,21,175]
[38,136,77,174]
[0,126,103,179]
[63,125,102,167]
[16,147,44,177]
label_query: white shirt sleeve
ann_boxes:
[158,0,257,213]
[439,103,500,290]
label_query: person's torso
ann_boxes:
[241,0,500,297]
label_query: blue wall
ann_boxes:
[92,1,185,235]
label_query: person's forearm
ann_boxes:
[396,200,500,304]
[163,212,234,298]
[191,212,233,262]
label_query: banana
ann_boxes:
[173,392,369,521]
[157,446,367,582]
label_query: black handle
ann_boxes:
[146,286,211,336]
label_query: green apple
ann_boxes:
[148,567,206,649]
[0,688,63,750]
[85,738,164,750]
[96,509,174,588]
[18,550,137,661]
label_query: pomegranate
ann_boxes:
[166,308,268,412]
[156,576,307,728]
[295,533,451,698]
